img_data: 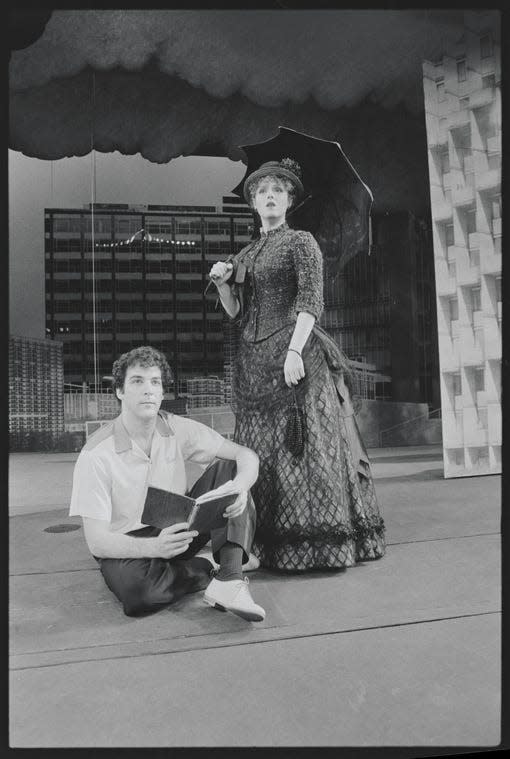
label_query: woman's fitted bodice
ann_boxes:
[230,222,324,342]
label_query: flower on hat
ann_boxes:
[280,158,302,180]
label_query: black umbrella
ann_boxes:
[231,126,373,273]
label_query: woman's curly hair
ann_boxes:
[112,346,173,393]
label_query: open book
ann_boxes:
[141,483,239,535]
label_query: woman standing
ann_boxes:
[209,159,385,572]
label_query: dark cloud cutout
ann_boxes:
[9,9,499,212]
[9,10,52,52]
[10,64,430,212]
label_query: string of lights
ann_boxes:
[94,229,198,249]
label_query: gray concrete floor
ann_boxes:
[9,445,501,748]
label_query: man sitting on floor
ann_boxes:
[69,346,265,622]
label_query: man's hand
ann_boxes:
[196,480,248,520]
[223,491,248,519]
[153,523,198,559]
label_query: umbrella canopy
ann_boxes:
[231,127,373,271]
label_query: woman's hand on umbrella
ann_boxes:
[284,350,305,386]
[209,261,233,287]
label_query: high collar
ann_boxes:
[113,411,173,453]
[259,221,289,239]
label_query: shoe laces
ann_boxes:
[232,577,252,599]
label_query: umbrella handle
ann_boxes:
[204,262,234,294]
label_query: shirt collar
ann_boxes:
[259,221,289,238]
[113,411,173,453]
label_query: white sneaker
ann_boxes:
[198,552,260,573]
[243,553,261,572]
[204,577,266,622]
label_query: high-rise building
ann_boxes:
[423,14,501,477]
[45,200,439,417]
[322,211,440,408]
[9,335,65,448]
[45,200,254,392]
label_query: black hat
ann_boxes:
[243,158,305,204]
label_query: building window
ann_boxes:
[491,195,501,220]
[495,276,501,303]
[116,218,143,235]
[457,59,467,82]
[471,286,482,312]
[472,446,489,468]
[441,149,450,174]
[447,260,456,278]
[234,221,252,236]
[445,223,454,247]
[464,170,475,188]
[453,372,462,396]
[469,248,480,268]
[474,367,485,392]
[205,220,230,236]
[54,217,83,233]
[436,80,445,102]
[466,209,477,236]
[452,448,464,466]
[176,220,202,235]
[480,34,493,59]
[459,142,472,172]
[474,327,484,350]
[488,153,500,171]
[449,297,459,322]
[482,73,495,89]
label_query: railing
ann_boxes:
[378,407,442,447]
[64,390,119,422]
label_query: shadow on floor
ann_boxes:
[375,468,445,484]
[370,453,443,464]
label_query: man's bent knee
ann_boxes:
[99,560,165,616]
[121,578,167,617]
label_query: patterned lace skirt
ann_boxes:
[232,325,386,571]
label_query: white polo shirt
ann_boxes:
[69,411,226,534]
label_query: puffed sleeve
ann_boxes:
[291,231,324,320]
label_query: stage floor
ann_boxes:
[9,446,501,748]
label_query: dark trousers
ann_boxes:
[96,459,256,616]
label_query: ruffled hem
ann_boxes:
[253,515,385,571]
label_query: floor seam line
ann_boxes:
[10,610,501,671]
[386,532,499,546]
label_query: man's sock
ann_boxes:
[216,541,244,582]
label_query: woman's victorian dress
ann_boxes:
[228,222,385,571]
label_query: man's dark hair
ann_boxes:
[112,346,173,393]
